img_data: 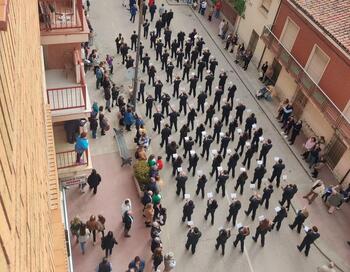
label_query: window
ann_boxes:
[305,45,330,84]
[261,0,272,13]
[280,18,299,52]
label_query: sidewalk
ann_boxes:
[66,153,152,272]
[185,6,350,271]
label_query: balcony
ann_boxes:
[261,26,350,145]
[45,49,91,122]
[53,124,92,179]
[39,0,89,45]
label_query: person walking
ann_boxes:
[176,171,188,198]
[252,218,272,247]
[303,179,325,204]
[250,162,267,190]
[219,132,230,158]
[101,231,118,257]
[86,215,99,245]
[235,102,246,125]
[128,256,145,272]
[268,159,285,188]
[221,102,232,126]
[260,184,274,209]
[227,152,239,178]
[123,211,134,237]
[196,174,207,199]
[233,226,250,253]
[271,206,288,231]
[195,123,205,146]
[182,200,195,222]
[212,119,223,144]
[259,139,273,166]
[172,155,183,176]
[279,184,298,211]
[210,153,223,179]
[201,134,213,161]
[226,198,241,226]
[205,104,215,127]
[244,193,261,220]
[215,229,231,255]
[235,132,249,156]
[185,227,202,254]
[87,169,101,194]
[178,124,190,146]
[204,198,218,225]
[216,170,229,197]
[297,226,320,256]
[77,223,90,255]
[289,208,309,233]
[187,151,199,176]
[169,108,180,132]
[241,143,255,170]
[205,71,215,95]
[160,124,171,148]
[234,170,248,195]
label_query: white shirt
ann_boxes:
[121,200,132,215]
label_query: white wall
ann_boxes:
[237,0,281,67]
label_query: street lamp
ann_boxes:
[131,0,144,109]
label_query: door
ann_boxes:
[280,18,299,52]
[325,135,347,169]
[270,58,282,85]
[247,30,259,55]
[292,88,307,119]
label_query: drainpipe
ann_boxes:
[258,0,282,68]
[340,169,350,185]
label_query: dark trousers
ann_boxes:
[182,70,189,81]
[227,95,234,107]
[201,147,210,160]
[89,185,98,194]
[204,116,212,127]
[177,59,183,69]
[166,73,173,83]
[219,145,228,158]
[289,219,303,233]
[160,137,168,148]
[235,142,245,156]
[251,176,263,189]
[185,240,197,254]
[213,131,220,144]
[105,247,113,257]
[227,164,236,178]
[198,69,203,81]
[233,235,245,252]
[245,205,257,220]
[137,91,145,103]
[188,164,196,176]
[161,105,169,116]
[272,220,282,231]
[148,75,155,85]
[269,172,281,187]
[234,182,244,195]
[216,182,226,197]
[176,185,186,198]
[142,62,149,73]
[196,185,205,198]
[197,102,205,114]
[155,91,161,103]
[195,134,202,146]
[189,86,196,97]
[221,114,229,126]
[215,241,226,255]
[298,240,311,256]
[173,87,179,98]
[187,119,194,130]
[213,98,221,111]
[242,156,252,170]
[170,120,177,132]
[253,230,266,247]
[153,121,161,134]
[179,104,187,115]
[182,213,192,222]
[227,212,238,226]
[145,106,152,118]
[205,83,212,95]
[259,152,267,166]
[260,196,270,209]
[204,210,215,225]
[280,196,291,210]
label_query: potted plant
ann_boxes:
[133,160,151,197]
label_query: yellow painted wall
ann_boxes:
[0,0,67,271]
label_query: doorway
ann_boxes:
[292,88,307,119]
[325,135,347,169]
[247,30,259,55]
[270,58,282,85]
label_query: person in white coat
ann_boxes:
[121,198,132,220]
[163,252,176,271]
[303,180,325,204]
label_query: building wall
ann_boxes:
[271,0,350,110]
[237,0,281,66]
[44,43,80,70]
[0,0,66,271]
[274,66,298,100]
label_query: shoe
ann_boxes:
[124,234,131,238]
[244,211,248,216]
[297,246,301,252]
[278,201,283,205]
[252,237,257,242]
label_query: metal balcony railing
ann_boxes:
[47,85,87,111]
[261,26,350,144]
[39,0,84,31]
[56,149,88,169]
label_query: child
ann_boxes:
[157,156,164,170]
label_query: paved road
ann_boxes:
[74,0,348,271]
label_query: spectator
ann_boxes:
[75,132,89,163]
[144,203,155,227]
[152,247,164,272]
[163,252,176,271]
[128,256,145,272]
[214,0,222,18]
[303,180,325,204]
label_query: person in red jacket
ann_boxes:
[214,0,222,18]
[157,156,164,170]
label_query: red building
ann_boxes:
[261,0,350,182]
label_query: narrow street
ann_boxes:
[66,1,350,271]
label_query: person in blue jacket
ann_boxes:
[130,4,137,23]
[124,108,136,131]
[75,132,89,163]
